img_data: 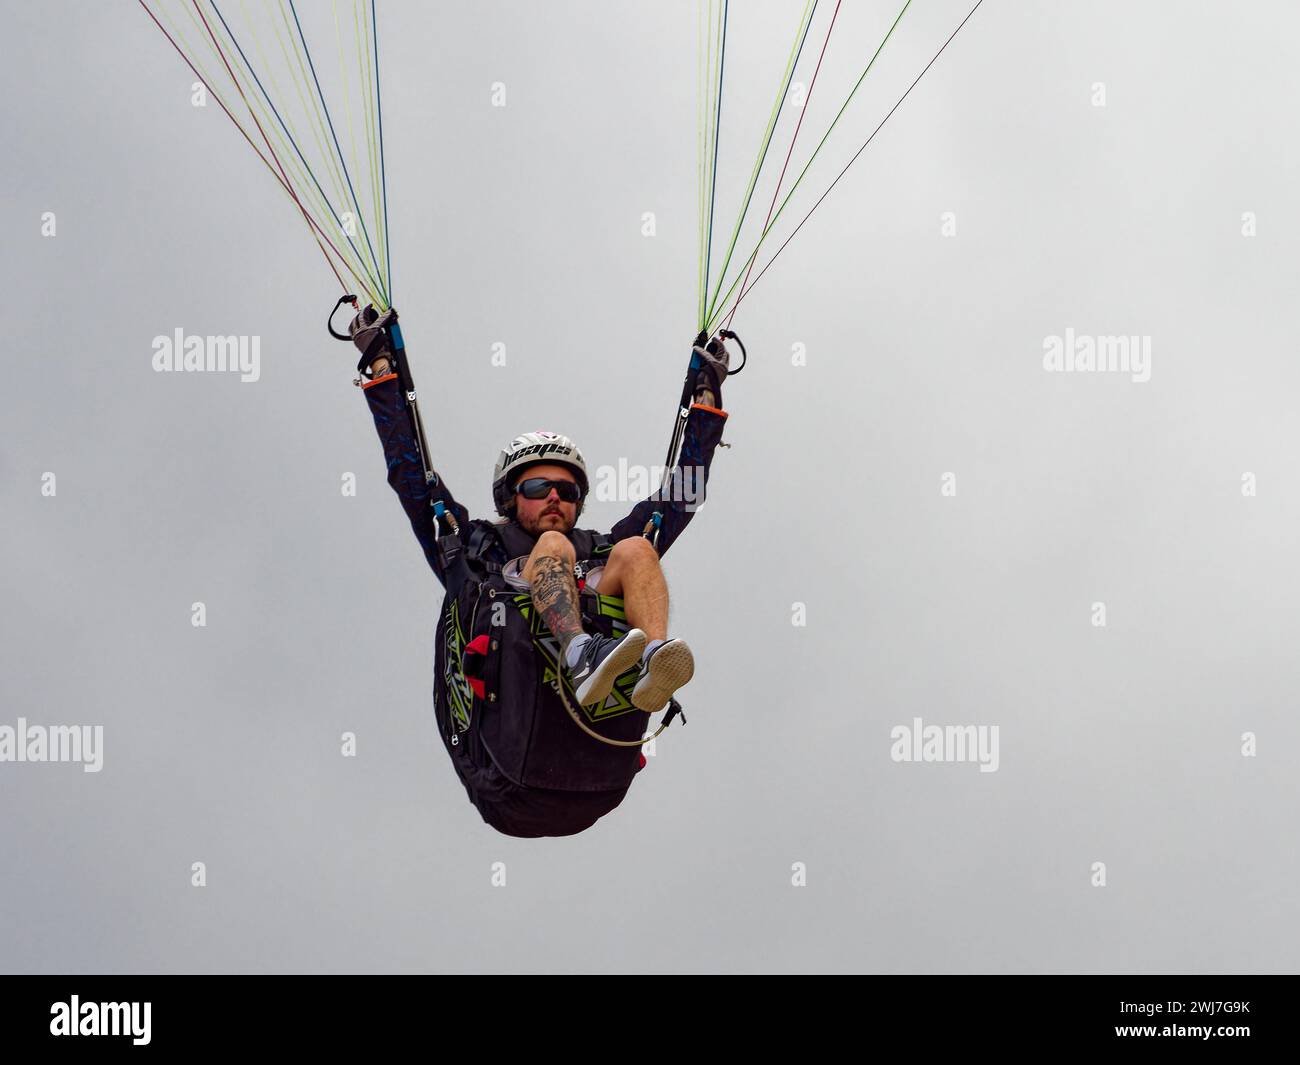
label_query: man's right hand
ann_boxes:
[350,304,396,377]
[693,337,729,408]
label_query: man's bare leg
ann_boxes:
[597,536,669,641]
[599,537,694,711]
[522,531,584,653]
[523,531,646,704]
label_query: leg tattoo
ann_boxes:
[531,555,585,652]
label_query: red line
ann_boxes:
[187,0,351,291]
[137,0,354,292]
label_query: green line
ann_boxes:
[703,0,814,328]
[356,0,388,302]
[697,0,722,331]
[706,0,914,331]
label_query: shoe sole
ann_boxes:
[574,628,647,706]
[632,640,695,712]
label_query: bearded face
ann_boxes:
[511,463,580,535]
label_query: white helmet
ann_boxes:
[492,430,589,517]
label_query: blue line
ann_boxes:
[702,0,729,311]
[372,0,391,300]
[208,0,384,302]
[288,0,388,306]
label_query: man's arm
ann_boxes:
[609,402,729,557]
[609,337,732,558]
[360,370,470,587]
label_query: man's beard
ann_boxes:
[520,508,573,535]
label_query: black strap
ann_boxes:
[467,524,504,574]
[468,522,611,576]
[355,333,390,376]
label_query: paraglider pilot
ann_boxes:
[347,305,732,837]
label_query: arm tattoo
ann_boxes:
[530,555,585,650]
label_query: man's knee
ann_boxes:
[534,530,575,560]
[609,535,659,567]
[525,531,575,580]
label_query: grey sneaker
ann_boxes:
[631,638,695,712]
[569,628,647,706]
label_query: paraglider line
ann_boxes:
[722,0,842,331]
[728,0,985,321]
[704,0,819,328]
[287,0,388,305]
[138,0,358,293]
[206,0,384,302]
[372,0,391,299]
[702,0,728,314]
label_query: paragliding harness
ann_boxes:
[422,515,694,796]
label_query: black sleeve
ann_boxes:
[608,403,730,558]
[360,375,471,587]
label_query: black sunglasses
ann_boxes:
[515,477,583,502]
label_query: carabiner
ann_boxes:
[327,294,359,341]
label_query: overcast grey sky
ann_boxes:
[2,1,1297,973]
